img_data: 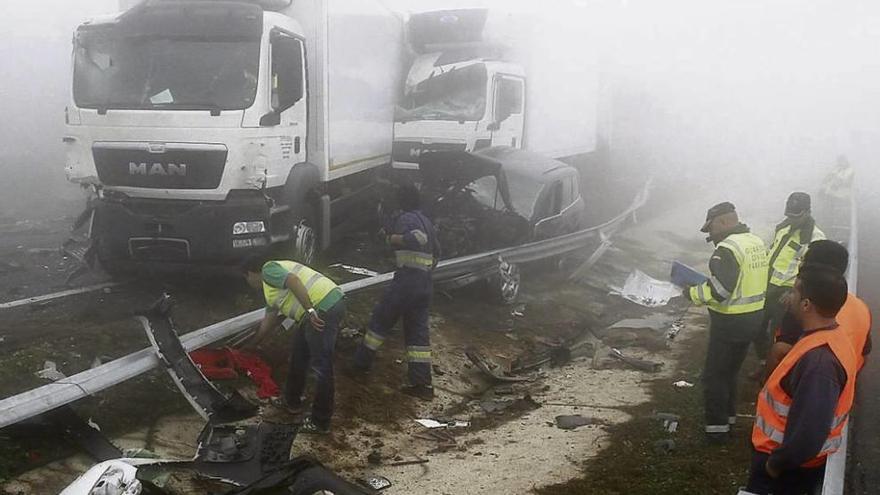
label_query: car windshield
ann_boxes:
[396,64,487,122]
[73,27,260,111]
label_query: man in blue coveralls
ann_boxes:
[350,184,440,400]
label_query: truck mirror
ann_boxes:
[260,111,281,127]
[487,121,501,132]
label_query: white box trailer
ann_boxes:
[392,8,599,167]
[65,0,404,268]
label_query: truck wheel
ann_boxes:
[285,206,318,266]
[487,260,520,305]
[287,466,373,495]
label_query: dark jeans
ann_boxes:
[755,285,790,359]
[354,274,432,386]
[285,299,346,429]
[746,450,825,494]
[704,330,751,431]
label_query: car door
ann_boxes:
[490,76,525,148]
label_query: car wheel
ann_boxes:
[487,260,520,305]
[288,466,372,495]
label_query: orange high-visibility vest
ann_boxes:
[837,293,872,370]
[752,325,857,468]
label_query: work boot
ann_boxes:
[401,384,435,401]
[299,416,330,435]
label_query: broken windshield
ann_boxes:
[73,27,260,111]
[397,64,487,122]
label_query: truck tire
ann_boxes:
[289,205,318,266]
[278,163,322,266]
[486,260,520,305]
[287,466,374,495]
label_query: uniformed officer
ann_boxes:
[350,184,440,400]
[753,193,825,370]
[686,202,769,442]
[244,257,346,434]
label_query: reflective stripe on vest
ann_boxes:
[262,261,339,323]
[769,225,826,287]
[691,232,769,315]
[752,325,857,468]
[395,250,434,271]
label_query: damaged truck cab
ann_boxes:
[65,0,403,270]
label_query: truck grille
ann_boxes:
[93,143,227,189]
[392,141,467,163]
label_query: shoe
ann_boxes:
[299,416,330,435]
[401,384,435,401]
[269,397,305,415]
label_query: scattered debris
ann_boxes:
[36,360,66,381]
[666,320,685,340]
[139,294,258,423]
[479,395,539,415]
[328,263,380,277]
[388,458,429,467]
[367,450,383,465]
[190,348,281,399]
[609,270,680,307]
[554,415,594,430]
[653,439,676,454]
[466,348,531,383]
[511,304,526,317]
[358,475,392,491]
[673,380,694,388]
[415,419,470,429]
[340,327,361,339]
[609,348,663,372]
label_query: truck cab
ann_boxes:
[393,58,525,168]
[65,0,402,270]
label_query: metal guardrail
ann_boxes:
[0,183,650,429]
[821,191,858,495]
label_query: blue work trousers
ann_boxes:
[354,273,432,386]
[285,299,346,429]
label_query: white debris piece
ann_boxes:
[36,361,67,381]
[415,419,470,429]
[609,270,680,308]
[328,263,380,277]
[673,380,694,388]
[60,460,142,495]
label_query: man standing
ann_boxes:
[687,202,769,442]
[754,193,826,368]
[351,184,440,400]
[765,240,871,377]
[744,265,857,495]
[243,257,346,434]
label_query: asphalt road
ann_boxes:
[845,193,880,494]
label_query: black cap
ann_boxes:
[701,202,736,232]
[785,192,811,217]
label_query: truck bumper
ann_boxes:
[93,192,273,266]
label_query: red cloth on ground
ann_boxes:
[190,348,280,399]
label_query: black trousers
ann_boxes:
[704,330,751,432]
[754,284,789,359]
[746,450,824,494]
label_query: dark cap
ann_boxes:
[701,202,736,232]
[785,192,811,217]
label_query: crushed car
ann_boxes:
[418,146,585,302]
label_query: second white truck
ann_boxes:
[392,8,600,168]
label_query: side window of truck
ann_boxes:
[271,34,305,112]
[495,77,524,121]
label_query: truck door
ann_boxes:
[490,76,525,149]
[265,31,307,172]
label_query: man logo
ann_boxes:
[129,162,187,176]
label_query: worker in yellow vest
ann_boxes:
[752,193,825,373]
[686,202,769,443]
[741,264,856,495]
[243,257,345,434]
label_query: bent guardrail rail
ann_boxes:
[0,182,650,428]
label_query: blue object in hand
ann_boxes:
[670,261,708,287]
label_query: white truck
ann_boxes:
[64,0,404,270]
[392,8,600,168]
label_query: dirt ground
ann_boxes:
[0,190,799,494]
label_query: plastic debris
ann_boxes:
[554,415,594,430]
[609,270,680,307]
[359,475,392,491]
[673,380,694,388]
[415,418,469,429]
[328,263,380,277]
[36,361,67,381]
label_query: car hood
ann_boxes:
[419,150,515,212]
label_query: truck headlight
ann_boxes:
[232,221,266,235]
